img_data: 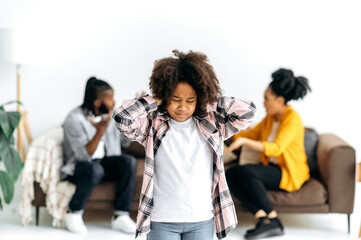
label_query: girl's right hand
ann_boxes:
[153,97,162,106]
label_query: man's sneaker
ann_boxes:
[111,215,136,234]
[64,212,88,234]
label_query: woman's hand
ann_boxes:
[224,137,247,154]
[226,137,265,154]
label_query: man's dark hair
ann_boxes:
[81,76,112,114]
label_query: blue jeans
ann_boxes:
[147,218,214,240]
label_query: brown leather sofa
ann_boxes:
[225,132,356,233]
[32,131,355,233]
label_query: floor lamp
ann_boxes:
[0,29,32,162]
[16,64,33,162]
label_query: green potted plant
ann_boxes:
[0,100,23,209]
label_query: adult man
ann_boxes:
[61,77,137,234]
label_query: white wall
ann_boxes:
[1,0,360,157]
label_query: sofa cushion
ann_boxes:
[122,141,145,158]
[223,151,237,164]
[267,178,327,206]
[90,182,116,201]
[304,128,319,179]
[239,145,261,165]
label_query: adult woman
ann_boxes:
[225,68,311,239]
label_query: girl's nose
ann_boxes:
[178,104,187,110]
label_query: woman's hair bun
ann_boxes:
[270,68,311,103]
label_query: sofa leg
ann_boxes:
[347,214,350,234]
[35,207,40,226]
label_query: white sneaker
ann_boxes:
[111,215,136,234]
[64,212,88,234]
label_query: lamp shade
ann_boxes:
[0,29,15,64]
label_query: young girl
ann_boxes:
[112,50,256,239]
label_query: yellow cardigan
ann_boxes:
[233,105,309,192]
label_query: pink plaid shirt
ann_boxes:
[113,95,256,239]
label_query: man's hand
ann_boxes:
[88,111,112,134]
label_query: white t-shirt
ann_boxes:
[151,117,214,222]
[267,120,280,164]
[90,115,105,160]
[91,140,105,160]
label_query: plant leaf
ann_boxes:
[0,196,3,209]
[0,170,14,204]
[0,111,21,140]
[0,133,23,181]
[0,100,23,108]
[9,135,15,145]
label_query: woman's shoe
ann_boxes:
[245,217,283,239]
[245,216,267,234]
[270,217,284,231]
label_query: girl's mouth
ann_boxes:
[176,112,187,118]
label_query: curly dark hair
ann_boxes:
[149,50,222,117]
[270,68,311,104]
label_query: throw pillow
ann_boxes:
[304,128,319,179]
[223,151,238,164]
[239,145,261,165]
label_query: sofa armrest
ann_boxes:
[317,133,356,213]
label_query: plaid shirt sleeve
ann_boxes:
[203,96,256,239]
[112,95,158,144]
[212,96,257,140]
